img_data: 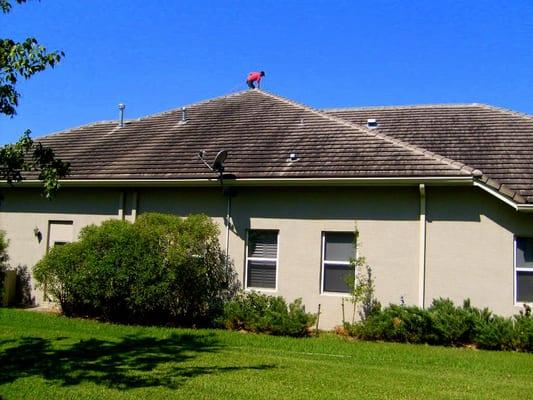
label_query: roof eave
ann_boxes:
[5,176,533,211]
[4,176,474,188]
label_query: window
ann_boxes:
[322,232,355,294]
[246,230,278,290]
[44,221,73,301]
[516,237,533,303]
[47,221,73,251]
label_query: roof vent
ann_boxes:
[367,118,378,129]
[180,107,188,124]
[118,103,126,128]
[289,152,299,162]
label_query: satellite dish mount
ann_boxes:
[198,150,228,183]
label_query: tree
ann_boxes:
[1,0,69,198]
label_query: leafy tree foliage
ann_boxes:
[1,0,69,198]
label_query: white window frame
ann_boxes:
[245,229,279,292]
[44,220,74,301]
[514,236,533,305]
[46,220,74,253]
[321,231,355,296]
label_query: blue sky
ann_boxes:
[1,0,532,144]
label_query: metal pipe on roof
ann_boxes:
[118,103,126,128]
[180,107,188,124]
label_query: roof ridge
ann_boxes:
[132,90,251,122]
[258,90,479,176]
[323,103,482,112]
[37,90,252,140]
[36,120,117,140]
[476,104,533,120]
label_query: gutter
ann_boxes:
[517,204,533,213]
[472,181,518,210]
[4,176,474,188]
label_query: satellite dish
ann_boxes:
[212,150,228,173]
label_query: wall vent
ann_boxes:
[289,153,299,162]
[367,118,378,129]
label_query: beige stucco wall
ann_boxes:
[0,188,121,304]
[139,186,420,329]
[0,184,532,328]
[425,186,533,316]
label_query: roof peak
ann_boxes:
[324,103,533,120]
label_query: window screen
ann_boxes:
[516,238,533,302]
[322,232,355,293]
[246,230,278,289]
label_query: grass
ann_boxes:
[0,309,532,400]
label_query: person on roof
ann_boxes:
[246,71,265,89]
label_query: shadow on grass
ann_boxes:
[0,332,274,390]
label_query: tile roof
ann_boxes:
[325,104,533,203]
[35,90,533,204]
[37,90,471,182]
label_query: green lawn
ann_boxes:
[0,309,532,400]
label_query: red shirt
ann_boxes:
[247,72,262,82]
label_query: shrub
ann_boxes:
[513,305,533,352]
[345,298,533,352]
[427,298,492,346]
[221,291,316,337]
[350,304,433,343]
[474,315,515,351]
[34,213,238,326]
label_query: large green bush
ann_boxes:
[34,213,238,326]
[221,291,316,337]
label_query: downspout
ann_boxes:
[131,191,138,222]
[418,184,426,308]
[225,194,231,267]
[118,191,125,220]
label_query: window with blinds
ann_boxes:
[246,230,278,290]
[516,237,533,303]
[322,232,355,294]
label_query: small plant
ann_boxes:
[221,291,316,337]
[345,228,380,324]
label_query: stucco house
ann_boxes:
[1,89,532,328]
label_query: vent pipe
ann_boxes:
[118,103,126,127]
[180,107,188,124]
